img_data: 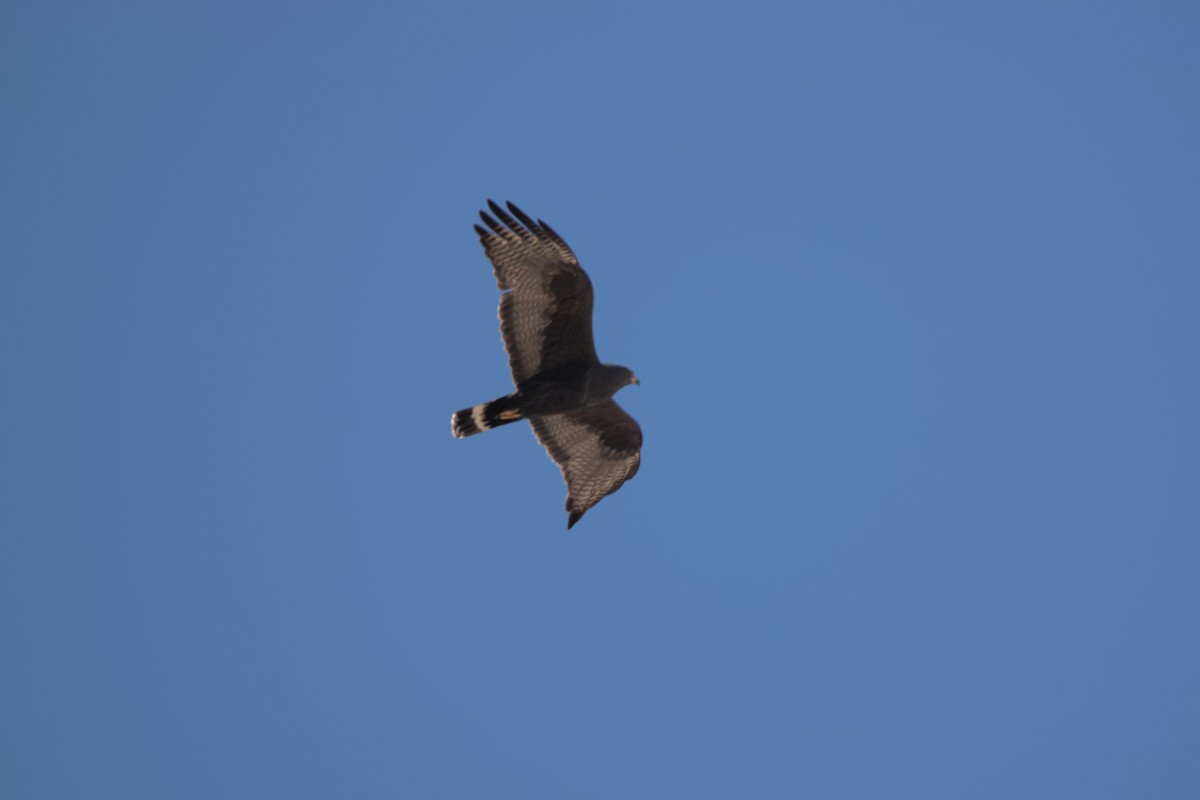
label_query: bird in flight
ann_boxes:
[451,201,642,530]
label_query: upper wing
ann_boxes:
[529,400,642,529]
[475,201,598,384]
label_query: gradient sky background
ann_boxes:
[4,2,1199,798]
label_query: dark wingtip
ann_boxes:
[478,209,505,236]
[507,201,535,226]
[487,198,504,216]
[567,510,584,530]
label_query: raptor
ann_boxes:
[451,201,642,529]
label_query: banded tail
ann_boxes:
[451,395,524,438]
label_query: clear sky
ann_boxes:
[4,1,1199,798]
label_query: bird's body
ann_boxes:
[451,201,641,529]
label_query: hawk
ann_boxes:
[451,200,642,529]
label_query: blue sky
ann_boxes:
[4,1,1199,797]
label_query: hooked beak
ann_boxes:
[632,375,640,386]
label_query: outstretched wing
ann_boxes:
[529,401,642,529]
[475,200,598,384]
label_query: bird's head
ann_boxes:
[596,364,639,397]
